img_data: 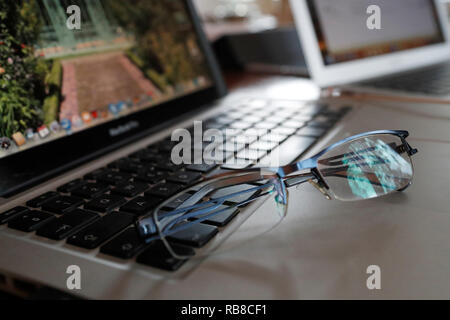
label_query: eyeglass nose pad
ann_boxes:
[308,179,332,200]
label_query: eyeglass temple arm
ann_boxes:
[137,181,280,241]
[137,172,281,238]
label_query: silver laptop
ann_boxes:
[0,0,355,298]
[290,0,450,99]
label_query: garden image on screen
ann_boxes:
[0,0,212,158]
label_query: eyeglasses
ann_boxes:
[136,130,418,260]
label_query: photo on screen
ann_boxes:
[306,0,445,65]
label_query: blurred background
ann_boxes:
[194,0,450,41]
[194,0,294,40]
[192,0,450,82]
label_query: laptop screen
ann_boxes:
[307,0,446,65]
[0,0,213,159]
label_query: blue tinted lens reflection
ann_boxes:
[343,138,412,199]
[318,135,413,201]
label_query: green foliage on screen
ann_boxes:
[0,0,47,137]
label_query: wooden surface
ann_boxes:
[223,70,272,90]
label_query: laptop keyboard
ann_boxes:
[361,61,450,95]
[0,99,351,272]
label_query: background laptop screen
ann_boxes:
[0,0,212,159]
[307,0,445,65]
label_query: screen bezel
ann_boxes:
[0,0,227,198]
[290,0,450,87]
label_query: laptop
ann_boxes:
[290,0,450,99]
[0,0,353,298]
[213,27,310,77]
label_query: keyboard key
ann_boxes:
[163,193,192,211]
[111,159,146,174]
[247,98,269,109]
[8,211,55,232]
[26,192,59,208]
[118,161,148,173]
[211,184,260,205]
[283,120,306,129]
[112,182,148,197]
[243,128,269,138]
[97,171,132,186]
[254,121,278,130]
[135,170,167,184]
[236,149,266,161]
[264,115,286,124]
[292,114,313,122]
[203,120,225,130]
[192,140,216,151]
[85,194,127,213]
[253,109,274,118]
[214,115,235,125]
[271,127,298,136]
[166,171,201,185]
[257,135,316,167]
[222,128,243,138]
[203,151,234,163]
[227,111,249,119]
[67,212,135,249]
[72,183,109,199]
[0,206,29,225]
[217,142,245,153]
[100,227,146,259]
[296,127,326,138]
[57,179,86,193]
[155,161,184,172]
[120,196,162,215]
[36,209,99,240]
[260,132,287,143]
[229,121,253,130]
[168,223,218,248]
[185,163,217,173]
[41,196,84,215]
[190,205,239,227]
[249,140,278,151]
[145,183,183,199]
[229,135,257,145]
[136,241,194,271]
[242,115,264,123]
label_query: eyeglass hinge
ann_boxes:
[308,179,332,200]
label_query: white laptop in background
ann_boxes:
[290,0,450,99]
